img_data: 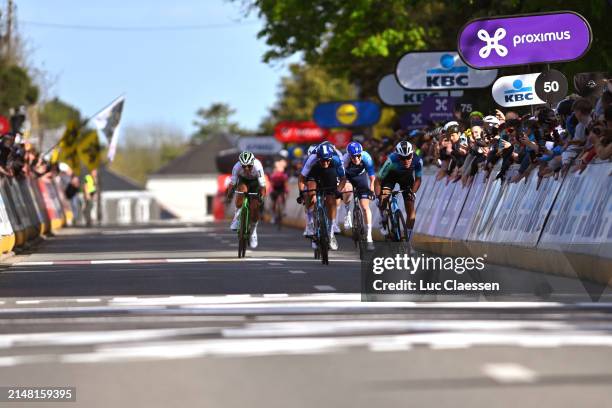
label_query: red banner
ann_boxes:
[0,116,9,134]
[327,130,352,148]
[274,121,327,144]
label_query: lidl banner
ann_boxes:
[377,74,463,106]
[313,101,381,128]
[395,51,497,90]
[458,12,592,69]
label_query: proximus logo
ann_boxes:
[477,28,508,58]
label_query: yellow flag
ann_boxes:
[56,120,81,174]
[77,130,101,172]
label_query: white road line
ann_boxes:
[166,258,208,263]
[288,270,305,274]
[268,262,283,266]
[314,285,336,292]
[482,363,538,384]
[15,300,41,305]
[91,259,131,265]
[75,298,102,303]
[15,261,53,266]
[263,294,289,298]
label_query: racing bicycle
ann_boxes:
[235,191,261,258]
[379,189,412,253]
[301,187,333,265]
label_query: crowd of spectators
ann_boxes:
[362,85,612,187]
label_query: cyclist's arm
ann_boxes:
[297,174,306,193]
[412,157,423,193]
[374,177,382,197]
[338,176,347,192]
[363,152,376,191]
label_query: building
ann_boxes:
[99,167,162,225]
[146,135,236,221]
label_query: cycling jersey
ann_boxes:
[342,151,375,178]
[377,153,423,180]
[301,154,345,179]
[231,158,266,188]
[269,170,288,191]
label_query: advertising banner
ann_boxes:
[458,12,592,69]
[492,73,545,107]
[326,130,352,148]
[238,137,283,155]
[399,111,427,130]
[274,121,327,144]
[313,101,381,128]
[377,74,463,106]
[395,51,497,90]
[420,96,457,122]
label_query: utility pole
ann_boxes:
[6,0,12,59]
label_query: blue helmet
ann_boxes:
[347,141,363,156]
[317,143,334,161]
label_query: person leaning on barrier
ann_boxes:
[0,132,15,177]
[561,98,593,176]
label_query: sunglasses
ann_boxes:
[399,154,413,161]
[351,154,362,159]
[320,158,332,163]
[242,165,253,169]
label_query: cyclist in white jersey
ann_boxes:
[227,151,267,248]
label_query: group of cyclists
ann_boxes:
[226,138,422,253]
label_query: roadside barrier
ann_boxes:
[282,161,612,285]
[0,174,71,255]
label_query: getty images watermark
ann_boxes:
[361,243,501,301]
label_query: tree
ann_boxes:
[0,59,39,115]
[259,63,357,133]
[192,102,246,141]
[241,0,611,98]
[38,98,81,129]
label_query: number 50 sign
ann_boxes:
[491,69,567,107]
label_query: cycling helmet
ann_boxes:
[347,141,363,156]
[307,144,317,156]
[317,143,334,161]
[394,140,414,157]
[239,151,255,166]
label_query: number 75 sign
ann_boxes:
[491,70,567,107]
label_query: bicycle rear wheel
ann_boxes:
[317,206,329,265]
[395,209,411,255]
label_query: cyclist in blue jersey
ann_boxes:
[298,143,346,250]
[341,142,375,248]
[375,141,422,242]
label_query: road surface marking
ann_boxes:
[314,285,336,292]
[15,300,41,305]
[268,262,283,266]
[166,258,208,263]
[91,259,132,265]
[482,363,538,383]
[288,270,305,274]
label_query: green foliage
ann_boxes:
[109,123,188,185]
[38,98,81,129]
[244,0,612,97]
[0,59,39,115]
[192,102,247,141]
[259,63,357,133]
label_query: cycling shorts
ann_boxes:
[380,170,415,202]
[306,164,339,195]
[347,173,372,199]
[237,176,260,194]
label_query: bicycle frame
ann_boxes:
[235,191,260,258]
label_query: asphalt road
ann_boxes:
[0,222,611,408]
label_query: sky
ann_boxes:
[17,0,298,136]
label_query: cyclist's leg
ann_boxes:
[399,173,416,242]
[231,181,248,230]
[342,180,353,228]
[305,179,317,231]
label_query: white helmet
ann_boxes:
[394,140,414,157]
[239,151,255,166]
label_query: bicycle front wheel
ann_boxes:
[317,206,329,265]
[238,205,249,258]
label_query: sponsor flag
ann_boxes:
[92,95,125,162]
[77,130,102,172]
[57,120,81,173]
